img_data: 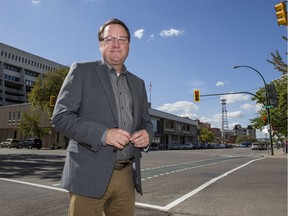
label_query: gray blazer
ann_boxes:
[51,60,153,198]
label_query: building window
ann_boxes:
[25,79,35,86]
[25,69,39,77]
[17,112,21,123]
[182,125,190,132]
[8,112,12,123]
[165,121,174,129]
[12,112,16,123]
[151,119,158,133]
[4,63,21,72]
[4,74,20,82]
[175,123,181,132]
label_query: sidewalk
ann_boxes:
[264,148,287,159]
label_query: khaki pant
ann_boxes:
[68,165,135,216]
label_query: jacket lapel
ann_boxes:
[126,73,140,131]
[95,62,118,125]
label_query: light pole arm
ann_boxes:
[233,65,267,86]
[233,65,274,155]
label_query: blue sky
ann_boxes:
[1,0,286,138]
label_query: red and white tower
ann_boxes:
[221,99,229,143]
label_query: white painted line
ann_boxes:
[0,178,68,193]
[140,159,230,181]
[162,157,265,211]
[135,202,166,211]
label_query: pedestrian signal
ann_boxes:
[194,90,200,102]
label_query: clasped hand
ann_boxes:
[106,128,149,150]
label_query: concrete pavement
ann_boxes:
[264,148,287,158]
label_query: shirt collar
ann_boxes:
[102,60,128,76]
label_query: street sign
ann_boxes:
[263,105,273,109]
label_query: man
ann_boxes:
[51,18,153,216]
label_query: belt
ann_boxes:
[114,160,132,170]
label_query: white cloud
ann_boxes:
[134,29,144,39]
[190,81,204,88]
[207,111,243,128]
[241,103,261,112]
[156,101,199,119]
[216,81,224,87]
[32,0,40,4]
[221,94,250,104]
[227,111,243,118]
[160,28,184,37]
[241,103,255,110]
[148,34,155,41]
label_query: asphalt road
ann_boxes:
[0,148,287,216]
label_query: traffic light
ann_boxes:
[267,83,278,107]
[194,90,200,102]
[274,2,287,26]
[49,95,56,107]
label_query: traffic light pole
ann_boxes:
[233,65,274,155]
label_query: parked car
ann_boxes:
[170,143,180,150]
[240,142,252,148]
[179,143,194,150]
[201,143,209,149]
[0,138,20,148]
[21,138,42,149]
[251,143,259,150]
[193,143,202,149]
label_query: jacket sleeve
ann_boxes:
[51,62,108,151]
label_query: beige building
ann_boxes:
[0,103,59,148]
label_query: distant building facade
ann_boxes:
[232,124,256,138]
[149,109,198,150]
[0,42,66,106]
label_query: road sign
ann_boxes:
[263,105,273,109]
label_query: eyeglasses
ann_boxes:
[102,36,129,44]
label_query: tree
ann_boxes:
[250,37,287,138]
[19,112,50,138]
[267,50,287,75]
[235,135,256,144]
[28,67,69,116]
[199,127,214,143]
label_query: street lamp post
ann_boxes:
[233,65,274,155]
